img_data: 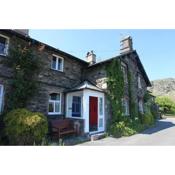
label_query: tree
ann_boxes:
[155,96,175,114]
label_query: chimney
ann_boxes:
[13,29,29,36]
[120,36,133,54]
[86,50,96,65]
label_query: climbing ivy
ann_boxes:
[106,59,124,122]
[4,41,41,110]
[128,71,138,119]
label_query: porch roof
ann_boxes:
[66,81,104,93]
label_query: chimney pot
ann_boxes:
[120,36,133,54]
[86,50,96,65]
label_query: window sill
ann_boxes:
[48,112,61,115]
[0,53,7,57]
[50,68,64,73]
[66,116,83,119]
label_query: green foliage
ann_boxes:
[155,96,175,114]
[143,111,154,126]
[5,42,40,110]
[4,108,48,145]
[128,71,138,119]
[106,59,124,122]
[109,119,147,138]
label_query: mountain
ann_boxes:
[148,78,175,101]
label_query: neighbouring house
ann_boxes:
[0,30,151,135]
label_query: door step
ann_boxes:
[90,132,106,141]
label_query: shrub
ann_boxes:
[143,112,154,126]
[4,108,48,145]
[155,96,175,115]
[109,121,137,138]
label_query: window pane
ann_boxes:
[50,93,60,100]
[55,102,60,112]
[99,97,103,115]
[48,102,54,112]
[99,118,103,127]
[58,58,62,70]
[51,56,57,69]
[0,36,6,54]
[72,96,81,117]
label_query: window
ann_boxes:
[138,75,142,89]
[48,93,61,114]
[51,55,64,71]
[0,84,4,114]
[121,63,128,84]
[122,98,129,116]
[0,34,9,56]
[138,98,144,113]
[72,96,81,117]
[99,97,103,115]
[99,118,103,127]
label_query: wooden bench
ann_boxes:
[50,119,76,138]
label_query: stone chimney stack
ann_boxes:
[120,36,133,54]
[86,50,96,65]
[13,29,29,36]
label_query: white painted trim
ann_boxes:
[66,91,83,119]
[0,34,9,56]
[0,84,4,114]
[83,89,105,133]
[51,54,64,72]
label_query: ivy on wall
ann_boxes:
[4,41,41,110]
[128,71,138,119]
[106,59,124,122]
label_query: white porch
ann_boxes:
[66,81,105,134]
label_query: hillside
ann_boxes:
[148,78,175,101]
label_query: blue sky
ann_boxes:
[30,30,175,81]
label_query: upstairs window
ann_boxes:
[0,84,4,114]
[138,75,142,89]
[51,54,64,72]
[0,34,9,56]
[48,93,61,114]
[121,63,128,84]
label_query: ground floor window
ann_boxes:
[72,96,81,117]
[0,84,4,114]
[138,98,144,113]
[48,93,61,114]
[122,98,130,116]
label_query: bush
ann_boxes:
[4,108,48,145]
[155,96,175,115]
[109,121,137,138]
[143,112,154,126]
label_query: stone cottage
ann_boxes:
[0,30,151,134]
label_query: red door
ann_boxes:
[89,96,98,132]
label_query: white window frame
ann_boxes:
[121,62,128,84]
[138,75,142,89]
[48,93,62,115]
[51,54,64,72]
[138,98,144,113]
[0,34,9,56]
[0,84,4,114]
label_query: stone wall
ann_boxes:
[84,52,148,123]
[0,31,86,117]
